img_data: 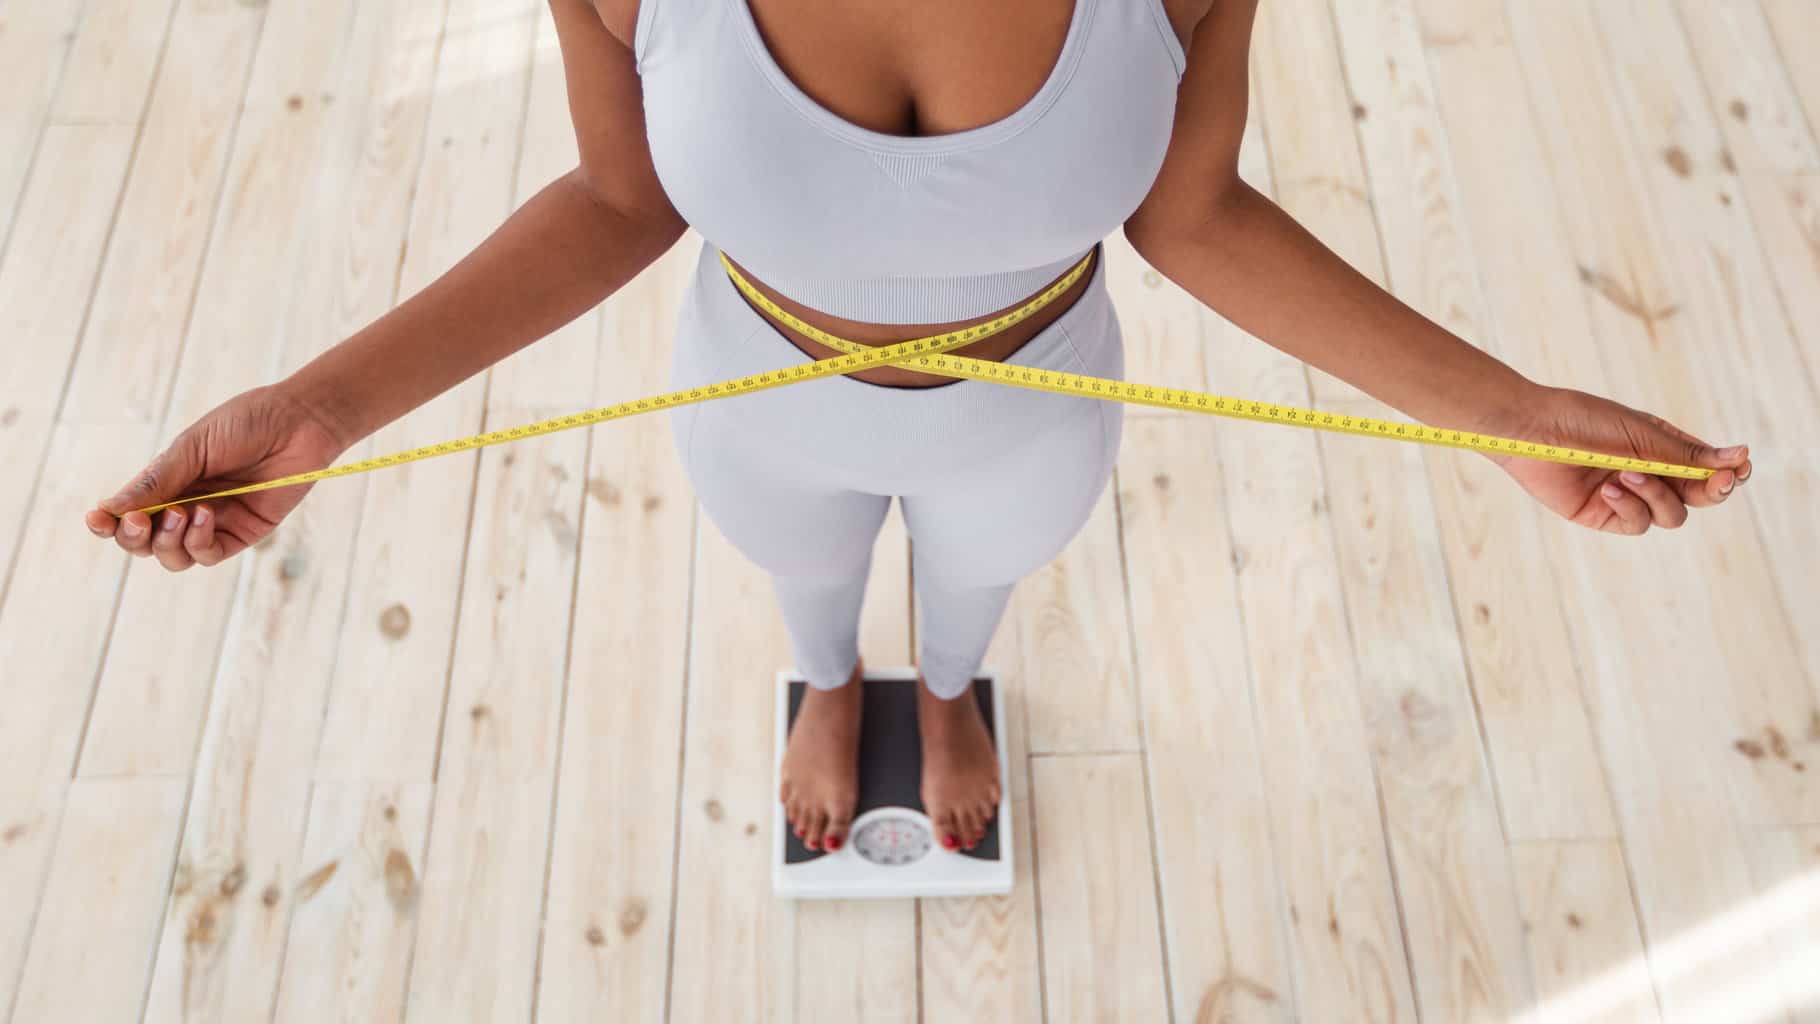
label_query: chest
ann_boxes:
[604,0,1195,142]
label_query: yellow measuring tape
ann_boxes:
[130,246,1708,516]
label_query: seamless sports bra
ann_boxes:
[633,0,1187,325]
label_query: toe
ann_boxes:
[936,810,962,851]
[804,808,826,851]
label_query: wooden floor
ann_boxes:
[3,0,1818,1020]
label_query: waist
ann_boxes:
[719,243,1102,390]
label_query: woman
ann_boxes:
[84,0,1751,858]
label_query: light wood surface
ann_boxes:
[5,1,1817,1020]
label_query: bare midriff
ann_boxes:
[722,245,1098,389]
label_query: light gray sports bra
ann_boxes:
[633,0,1188,324]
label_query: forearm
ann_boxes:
[283,169,686,446]
[1137,182,1537,431]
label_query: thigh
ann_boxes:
[674,396,892,580]
[901,398,1119,591]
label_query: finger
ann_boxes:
[1617,471,1688,528]
[85,507,118,538]
[182,504,227,567]
[1687,467,1737,507]
[150,507,196,571]
[114,510,156,555]
[1599,481,1652,536]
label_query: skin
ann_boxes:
[85,0,1752,855]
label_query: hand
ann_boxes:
[1477,385,1751,535]
[84,384,352,570]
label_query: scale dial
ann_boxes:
[851,812,933,866]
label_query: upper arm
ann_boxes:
[1121,0,1259,251]
[549,0,686,232]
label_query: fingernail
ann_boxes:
[1620,471,1645,486]
[941,834,959,850]
[194,506,209,525]
[121,518,143,538]
[1719,445,1745,459]
[161,510,184,532]
[1720,475,1734,494]
[1602,483,1623,500]
[1739,464,1751,481]
[825,834,842,851]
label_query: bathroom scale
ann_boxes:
[773,666,1013,899]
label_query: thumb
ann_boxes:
[99,431,204,517]
[1638,415,1746,472]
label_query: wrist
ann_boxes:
[273,370,371,454]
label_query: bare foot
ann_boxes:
[779,656,864,852]
[916,674,1002,852]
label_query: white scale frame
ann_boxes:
[772,666,1014,900]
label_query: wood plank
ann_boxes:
[0,125,136,414]
[1741,827,1820,1023]
[1260,2,1533,1017]
[1246,0,1380,407]
[312,0,540,783]
[67,0,288,778]
[1439,2,1803,1016]
[918,583,1044,1023]
[0,0,83,245]
[532,237,697,1023]
[1335,0,1618,846]
[7,779,186,1024]
[1672,0,1818,175]
[135,2,450,1020]
[1510,840,1660,1024]
[268,783,434,1023]
[48,0,174,126]
[0,408,47,591]
[402,2,592,1011]
[1198,305,1417,1018]
[0,421,149,1015]
[1762,0,1820,150]
[397,422,583,1019]
[1116,416,1297,1022]
[1013,486,1141,754]
[1030,754,1168,1022]
[1741,172,1820,428]
[75,0,435,779]
[1593,0,1820,715]
[1535,0,1820,824]
[666,482,798,1022]
[60,0,268,424]
[1192,32,1417,1015]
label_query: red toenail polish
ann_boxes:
[942,834,959,850]
[826,835,843,851]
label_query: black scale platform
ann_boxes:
[782,675,1001,864]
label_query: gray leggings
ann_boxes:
[663,240,1124,700]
